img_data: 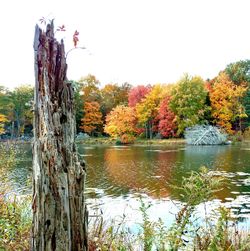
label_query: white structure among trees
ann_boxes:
[185,125,228,145]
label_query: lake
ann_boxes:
[5,142,250,230]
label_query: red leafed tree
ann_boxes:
[157,96,177,138]
[128,85,151,107]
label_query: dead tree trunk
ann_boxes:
[32,22,88,251]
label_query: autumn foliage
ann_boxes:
[157,96,177,138]
[104,105,137,143]
[80,102,102,135]
[2,59,250,140]
[128,85,151,107]
[30,19,250,141]
[0,114,7,134]
[135,85,165,125]
[77,69,250,141]
[100,83,131,116]
[208,72,247,134]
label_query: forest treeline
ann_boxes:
[0,59,250,142]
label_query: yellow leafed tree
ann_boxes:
[104,105,137,143]
[135,84,167,138]
[0,114,8,134]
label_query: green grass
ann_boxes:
[76,136,186,146]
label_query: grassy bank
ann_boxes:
[76,137,186,146]
[134,138,186,146]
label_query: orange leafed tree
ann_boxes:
[209,72,247,134]
[80,101,103,135]
[104,105,137,143]
[0,114,7,134]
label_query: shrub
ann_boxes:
[243,126,250,140]
[0,143,31,250]
[120,134,136,144]
[0,195,31,250]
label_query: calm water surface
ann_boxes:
[6,143,250,229]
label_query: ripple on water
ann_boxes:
[85,187,105,195]
[145,149,179,153]
[225,197,234,201]
[236,214,250,218]
[111,146,130,149]
[5,144,250,229]
[230,203,242,208]
[223,194,250,219]
[240,209,250,213]
[210,170,236,178]
[231,191,240,194]
[151,175,161,179]
[236,172,250,176]
[242,178,250,186]
[83,146,95,150]
[241,148,250,151]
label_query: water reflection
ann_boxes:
[103,146,177,197]
[4,144,32,195]
[80,144,250,226]
[2,143,250,228]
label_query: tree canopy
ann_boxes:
[2,58,250,139]
[209,72,247,133]
[104,105,137,143]
[169,75,209,135]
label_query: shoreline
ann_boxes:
[1,137,250,146]
[76,137,186,146]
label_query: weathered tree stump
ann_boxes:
[32,22,88,251]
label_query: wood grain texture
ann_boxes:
[32,22,87,251]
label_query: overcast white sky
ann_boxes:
[0,0,250,88]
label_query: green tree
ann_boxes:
[100,82,131,117]
[9,85,34,137]
[243,88,250,128]
[71,81,84,133]
[225,60,250,84]
[79,74,101,102]
[169,75,209,135]
[0,86,12,118]
[225,60,250,128]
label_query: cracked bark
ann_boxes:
[32,22,88,251]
